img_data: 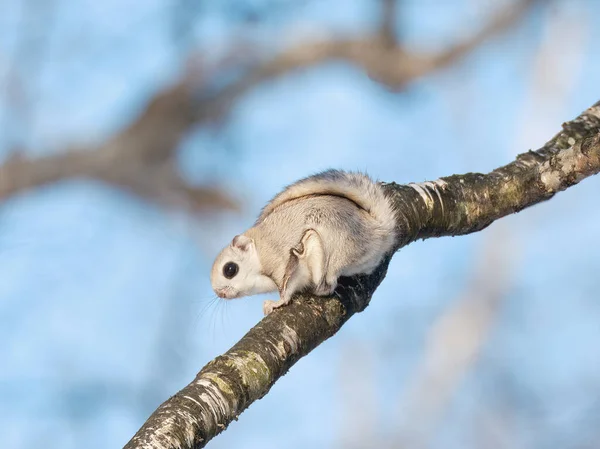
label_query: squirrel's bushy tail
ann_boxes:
[257,169,397,242]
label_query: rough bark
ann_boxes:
[124,100,600,449]
[390,100,600,247]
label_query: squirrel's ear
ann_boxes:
[232,234,253,252]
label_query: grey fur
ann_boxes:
[210,170,397,315]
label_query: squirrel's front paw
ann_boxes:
[263,300,277,316]
[263,298,291,316]
[263,296,294,316]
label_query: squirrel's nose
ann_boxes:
[215,288,231,299]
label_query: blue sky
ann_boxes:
[1,1,600,448]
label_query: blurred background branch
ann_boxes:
[0,0,539,213]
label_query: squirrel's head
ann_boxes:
[210,234,277,299]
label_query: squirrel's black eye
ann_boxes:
[223,262,239,279]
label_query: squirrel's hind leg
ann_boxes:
[263,274,303,315]
[263,229,328,315]
[314,277,337,296]
[263,256,304,315]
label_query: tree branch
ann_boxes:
[391,101,600,246]
[124,100,600,449]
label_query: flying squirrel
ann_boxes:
[210,169,398,316]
